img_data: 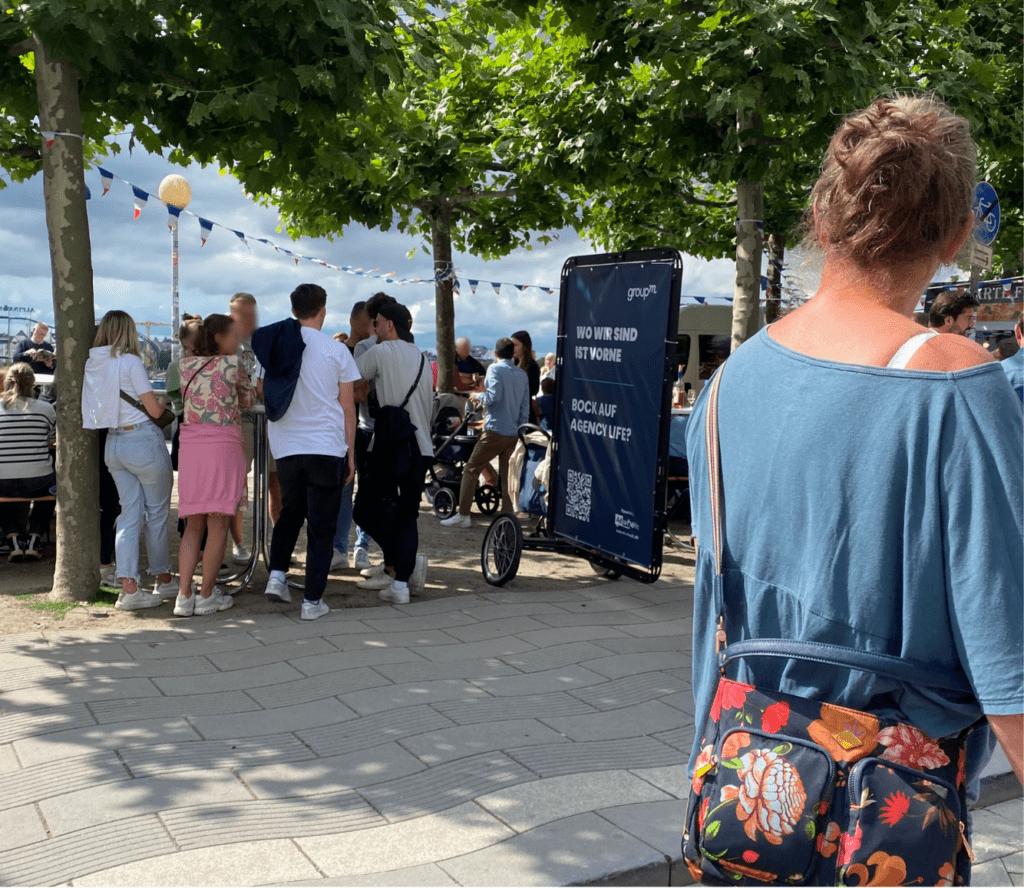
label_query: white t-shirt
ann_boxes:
[356,340,433,456]
[117,354,153,426]
[267,326,361,460]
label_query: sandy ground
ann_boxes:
[0,496,696,636]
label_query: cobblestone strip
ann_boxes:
[160,790,386,850]
[0,704,96,745]
[371,658,521,683]
[296,706,455,758]
[0,814,175,886]
[506,737,684,778]
[119,734,318,777]
[0,752,128,810]
[569,672,689,710]
[432,691,599,725]
[0,664,69,694]
[246,667,392,710]
[87,690,262,724]
[359,752,538,821]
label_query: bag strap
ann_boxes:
[703,364,976,697]
[399,354,426,411]
[719,639,975,694]
[180,358,217,415]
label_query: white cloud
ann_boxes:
[1,138,741,352]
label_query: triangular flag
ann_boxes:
[167,204,182,231]
[492,283,501,296]
[230,229,246,244]
[468,279,479,295]
[99,168,114,195]
[85,185,91,201]
[131,186,149,220]
[41,131,57,147]
[513,284,525,292]
[199,218,213,246]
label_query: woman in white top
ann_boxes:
[82,311,174,610]
[0,363,56,561]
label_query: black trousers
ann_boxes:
[98,429,121,564]
[270,453,344,601]
[0,474,56,537]
[355,455,428,583]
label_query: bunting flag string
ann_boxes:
[88,164,567,294]
[41,130,85,148]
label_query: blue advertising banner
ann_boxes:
[553,257,678,568]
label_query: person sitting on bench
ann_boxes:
[0,363,56,562]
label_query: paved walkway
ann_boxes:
[0,578,1020,887]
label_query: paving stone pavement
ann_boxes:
[0,579,1020,887]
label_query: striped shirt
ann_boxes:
[0,399,56,481]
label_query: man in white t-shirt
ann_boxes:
[260,284,360,620]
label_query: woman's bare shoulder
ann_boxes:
[904,333,995,372]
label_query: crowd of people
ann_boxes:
[0,283,546,620]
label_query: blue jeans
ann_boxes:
[105,423,173,581]
[334,428,374,555]
[333,479,355,556]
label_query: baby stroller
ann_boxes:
[425,393,501,519]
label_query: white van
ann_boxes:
[674,304,764,397]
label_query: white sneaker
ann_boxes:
[301,599,330,621]
[194,586,234,615]
[379,583,410,605]
[409,555,427,596]
[356,573,394,591]
[352,547,371,570]
[231,543,250,565]
[440,513,471,528]
[172,592,195,617]
[265,576,291,603]
[330,549,347,571]
[99,564,118,589]
[360,562,386,579]
[154,577,179,600]
[115,588,163,610]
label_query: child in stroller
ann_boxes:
[425,393,501,518]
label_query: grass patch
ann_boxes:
[15,589,119,619]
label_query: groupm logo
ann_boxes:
[627,284,657,302]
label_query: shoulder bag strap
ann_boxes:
[399,354,426,411]
[704,364,975,696]
[180,358,217,417]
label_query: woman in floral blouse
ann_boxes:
[174,314,254,616]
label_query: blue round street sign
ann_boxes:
[972,182,1000,246]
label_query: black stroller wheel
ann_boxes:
[475,484,500,515]
[481,513,523,586]
[433,487,457,519]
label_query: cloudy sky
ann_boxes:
[0,133,742,355]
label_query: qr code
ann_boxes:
[565,469,593,522]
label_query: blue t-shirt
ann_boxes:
[669,414,688,458]
[1001,349,1024,405]
[685,328,1023,771]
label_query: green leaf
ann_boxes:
[804,820,816,840]
[722,758,744,769]
[704,820,721,839]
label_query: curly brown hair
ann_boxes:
[805,95,976,267]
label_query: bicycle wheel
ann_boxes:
[433,487,457,519]
[481,513,523,586]
[475,484,500,515]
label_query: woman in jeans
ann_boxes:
[685,95,1022,858]
[83,310,175,610]
[174,314,253,616]
[0,363,56,561]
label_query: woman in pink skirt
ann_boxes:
[174,314,254,616]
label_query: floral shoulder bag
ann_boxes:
[682,367,980,887]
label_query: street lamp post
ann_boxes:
[158,174,192,363]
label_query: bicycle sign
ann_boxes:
[972,181,1000,246]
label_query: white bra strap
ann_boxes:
[886,330,939,370]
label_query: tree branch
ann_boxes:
[678,190,737,209]
[446,188,517,205]
[7,36,37,58]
